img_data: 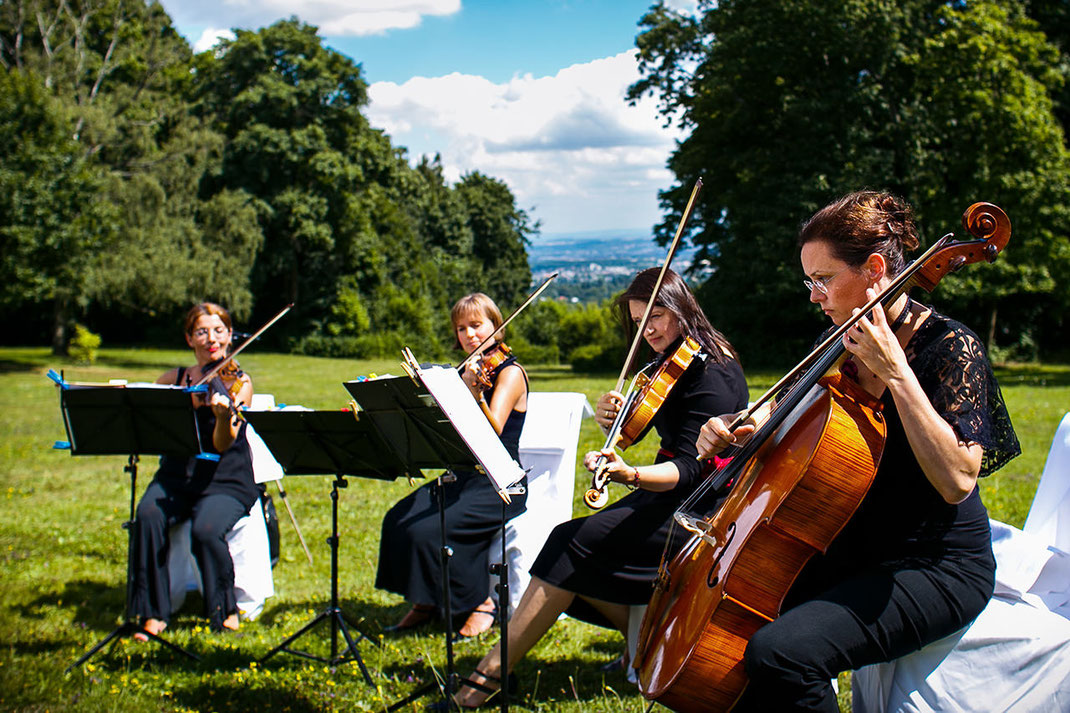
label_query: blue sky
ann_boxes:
[159,0,696,236]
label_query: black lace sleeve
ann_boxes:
[913,318,1021,477]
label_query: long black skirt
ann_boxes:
[376,471,526,613]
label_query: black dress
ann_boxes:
[376,357,528,613]
[735,310,1021,712]
[530,341,749,611]
[130,367,259,629]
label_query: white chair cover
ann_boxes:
[165,395,282,620]
[852,411,1070,713]
[489,392,592,614]
[1024,412,1070,552]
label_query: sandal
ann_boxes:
[384,604,437,633]
[427,669,510,711]
[454,604,498,641]
[133,618,167,642]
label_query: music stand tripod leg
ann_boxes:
[68,455,199,672]
[259,475,374,685]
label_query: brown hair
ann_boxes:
[798,190,920,275]
[450,293,504,348]
[183,302,232,335]
[615,267,738,365]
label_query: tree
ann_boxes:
[0,0,260,349]
[456,171,537,308]
[630,0,1070,363]
[0,70,117,352]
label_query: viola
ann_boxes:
[634,202,1012,712]
[584,336,703,509]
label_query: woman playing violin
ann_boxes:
[454,268,748,707]
[131,302,259,639]
[695,191,1021,712]
[376,293,528,639]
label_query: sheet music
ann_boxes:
[415,364,526,497]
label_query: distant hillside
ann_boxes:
[528,229,699,303]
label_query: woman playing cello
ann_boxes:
[376,293,528,639]
[131,302,258,638]
[453,267,748,707]
[695,191,1021,711]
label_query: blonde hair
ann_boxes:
[450,293,503,347]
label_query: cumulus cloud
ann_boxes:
[366,51,684,232]
[167,0,460,37]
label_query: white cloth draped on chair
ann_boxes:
[852,412,1070,713]
[489,392,592,614]
[166,394,281,621]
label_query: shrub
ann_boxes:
[68,323,102,364]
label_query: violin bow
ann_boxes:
[614,178,703,392]
[194,303,293,387]
[456,272,559,372]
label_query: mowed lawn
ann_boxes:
[1,346,1065,712]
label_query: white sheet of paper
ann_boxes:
[415,364,525,498]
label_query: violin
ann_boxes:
[464,341,513,433]
[584,336,703,509]
[471,342,513,391]
[634,202,1012,712]
[200,356,247,427]
[583,178,704,509]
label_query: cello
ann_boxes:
[634,202,1012,712]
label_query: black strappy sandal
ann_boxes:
[426,669,515,711]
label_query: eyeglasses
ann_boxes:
[803,267,851,295]
[191,326,230,340]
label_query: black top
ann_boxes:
[821,310,1020,571]
[529,341,749,605]
[482,353,526,464]
[154,367,259,511]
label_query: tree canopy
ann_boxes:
[0,4,533,357]
[630,0,1070,363]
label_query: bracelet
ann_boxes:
[627,466,641,491]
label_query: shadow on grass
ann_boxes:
[171,678,323,712]
[994,363,1070,387]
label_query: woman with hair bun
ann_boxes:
[695,190,1021,711]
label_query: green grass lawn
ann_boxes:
[0,347,1065,712]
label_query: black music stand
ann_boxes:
[245,408,406,684]
[345,361,525,713]
[51,377,203,671]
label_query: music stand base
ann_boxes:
[67,620,199,673]
[259,606,374,682]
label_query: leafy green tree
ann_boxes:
[0,0,260,348]
[456,171,536,308]
[630,0,1070,363]
[0,70,117,352]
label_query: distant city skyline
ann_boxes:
[156,0,696,235]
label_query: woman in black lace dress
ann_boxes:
[696,191,1021,712]
[376,293,528,639]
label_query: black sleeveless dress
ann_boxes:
[375,357,528,613]
[530,343,749,615]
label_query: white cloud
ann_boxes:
[367,50,684,232]
[166,0,460,37]
[193,27,235,53]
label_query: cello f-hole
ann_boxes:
[705,521,736,589]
